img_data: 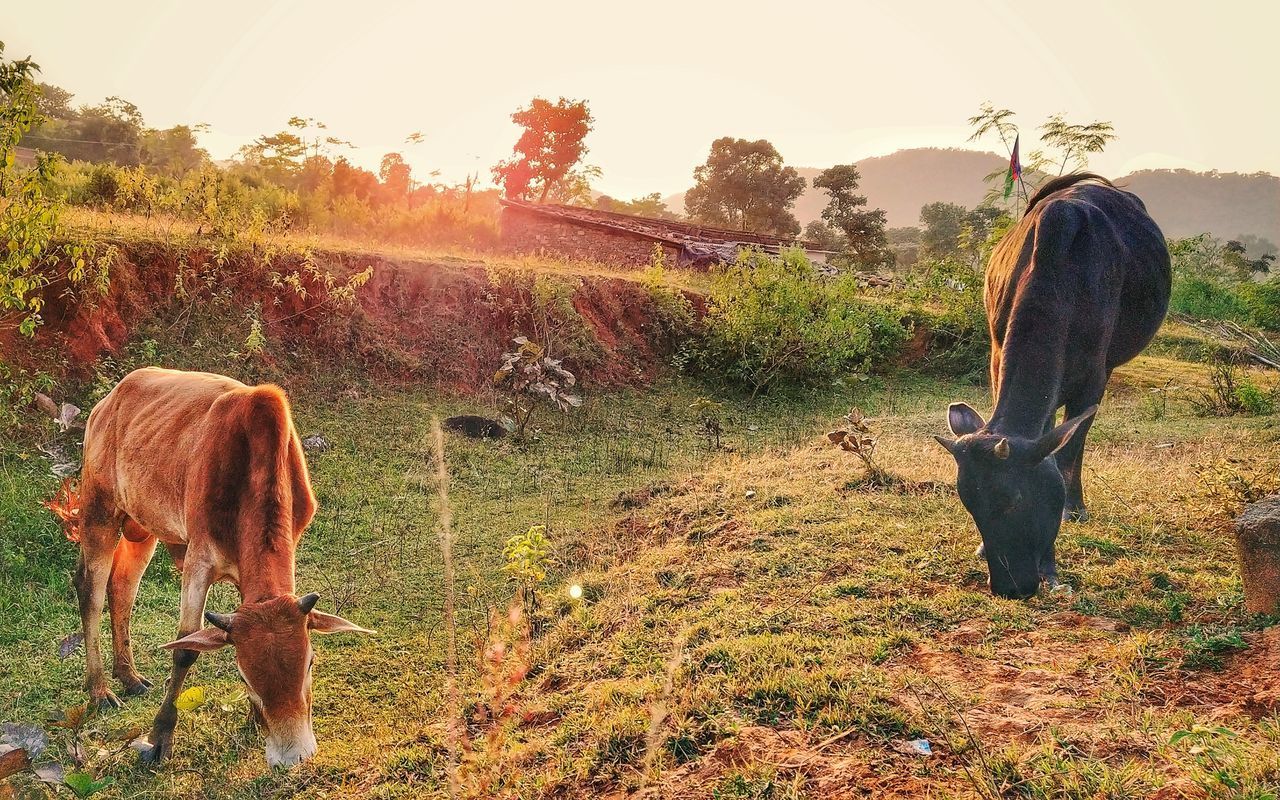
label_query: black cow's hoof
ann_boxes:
[1063,507,1090,523]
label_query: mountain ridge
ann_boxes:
[662,148,1280,245]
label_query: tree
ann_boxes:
[546,164,601,206]
[379,152,412,198]
[813,164,892,268]
[67,96,145,165]
[492,97,593,202]
[968,103,1115,211]
[802,220,845,251]
[595,192,676,219]
[919,201,967,256]
[141,124,209,176]
[331,156,379,201]
[685,137,805,236]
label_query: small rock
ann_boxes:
[744,490,757,500]
[892,738,932,756]
[301,434,331,453]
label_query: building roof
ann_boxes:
[499,198,833,255]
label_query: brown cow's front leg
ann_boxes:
[138,563,213,766]
[108,527,159,696]
[75,511,123,711]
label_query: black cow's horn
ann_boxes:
[205,611,234,632]
[993,438,1011,460]
[298,593,321,614]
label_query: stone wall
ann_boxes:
[501,206,680,268]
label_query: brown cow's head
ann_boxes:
[934,403,1096,600]
[162,593,372,767]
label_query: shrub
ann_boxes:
[691,248,908,397]
[902,257,989,380]
[1169,275,1250,324]
[493,336,583,439]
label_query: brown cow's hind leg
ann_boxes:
[108,522,158,696]
[138,562,214,766]
[76,511,123,711]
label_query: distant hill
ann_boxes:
[664,148,1280,245]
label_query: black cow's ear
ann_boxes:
[947,403,986,436]
[1031,405,1099,461]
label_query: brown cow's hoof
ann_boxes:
[90,690,124,711]
[122,678,153,697]
[135,735,172,767]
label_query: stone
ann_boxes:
[1235,495,1280,614]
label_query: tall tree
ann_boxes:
[379,152,412,198]
[919,201,967,256]
[492,97,593,202]
[685,137,805,236]
[813,164,891,267]
[968,103,1115,211]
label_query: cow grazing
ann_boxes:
[75,368,373,767]
[934,174,1171,599]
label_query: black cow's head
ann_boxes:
[934,403,1097,599]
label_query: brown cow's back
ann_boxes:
[82,368,316,556]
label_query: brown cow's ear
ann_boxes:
[309,611,376,635]
[1030,405,1099,462]
[947,403,985,436]
[161,627,230,652]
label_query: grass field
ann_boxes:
[3,310,1280,797]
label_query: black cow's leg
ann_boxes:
[1057,386,1104,522]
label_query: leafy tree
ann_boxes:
[331,156,379,201]
[919,202,967,256]
[1,43,107,337]
[813,164,892,268]
[595,192,675,219]
[63,96,144,165]
[379,152,412,198]
[492,97,594,202]
[141,124,209,176]
[34,82,73,120]
[968,103,1115,210]
[685,137,805,236]
[802,220,845,251]
[546,164,601,206]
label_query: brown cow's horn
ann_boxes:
[993,438,1011,460]
[204,611,234,632]
[298,593,321,614]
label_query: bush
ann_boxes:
[902,257,989,380]
[1169,275,1250,324]
[690,248,908,397]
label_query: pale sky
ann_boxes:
[4,1,1276,199]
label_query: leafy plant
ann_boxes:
[828,407,889,485]
[689,397,725,450]
[1188,361,1275,416]
[692,248,907,398]
[503,524,551,621]
[493,336,582,440]
[1,45,110,337]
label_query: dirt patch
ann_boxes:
[624,726,946,800]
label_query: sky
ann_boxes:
[4,1,1277,199]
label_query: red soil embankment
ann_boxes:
[1,240,698,392]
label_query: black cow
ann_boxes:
[934,174,1171,599]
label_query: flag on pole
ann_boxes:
[1003,134,1022,199]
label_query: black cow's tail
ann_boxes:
[1024,172,1113,216]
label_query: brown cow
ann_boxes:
[75,367,372,767]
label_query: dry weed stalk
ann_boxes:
[430,417,462,798]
